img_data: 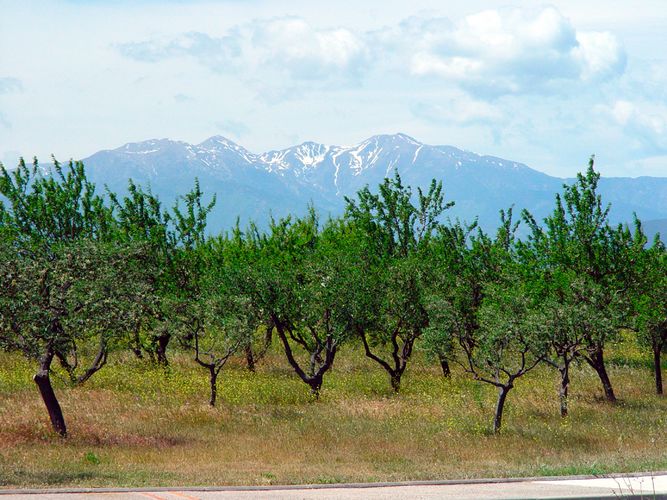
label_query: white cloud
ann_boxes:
[412,94,502,125]
[250,17,369,81]
[610,99,667,154]
[573,32,626,81]
[399,7,625,98]
[118,17,370,92]
[115,8,626,102]
[118,31,241,72]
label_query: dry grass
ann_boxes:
[0,336,666,488]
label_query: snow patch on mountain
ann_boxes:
[79,132,667,237]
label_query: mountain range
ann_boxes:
[79,133,667,239]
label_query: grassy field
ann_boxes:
[0,336,666,489]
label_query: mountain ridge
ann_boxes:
[73,133,667,235]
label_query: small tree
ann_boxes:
[631,232,667,394]
[186,237,255,406]
[222,212,356,398]
[0,158,153,436]
[426,210,544,433]
[344,173,452,392]
[276,217,365,397]
[522,158,629,402]
[192,293,253,406]
[475,279,547,433]
[0,238,151,436]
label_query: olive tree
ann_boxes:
[186,237,256,406]
[0,158,152,436]
[191,289,253,406]
[475,279,548,433]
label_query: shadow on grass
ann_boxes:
[0,469,103,486]
[75,431,192,449]
[0,424,193,450]
[0,468,179,488]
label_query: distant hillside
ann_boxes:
[65,133,667,234]
[643,219,667,243]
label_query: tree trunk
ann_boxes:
[493,385,510,434]
[209,367,218,407]
[156,333,170,366]
[264,321,274,348]
[654,344,663,396]
[438,353,451,378]
[245,345,256,372]
[33,349,67,437]
[274,319,335,399]
[559,363,570,418]
[309,376,323,400]
[390,372,402,393]
[131,345,144,360]
[75,338,108,386]
[585,347,616,402]
[358,327,409,393]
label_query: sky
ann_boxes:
[1,0,666,178]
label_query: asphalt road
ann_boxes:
[2,474,666,499]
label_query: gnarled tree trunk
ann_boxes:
[653,342,663,396]
[493,385,511,434]
[584,346,616,403]
[33,347,67,437]
[358,325,415,393]
[559,361,570,418]
[438,353,451,378]
[274,317,336,400]
[155,333,170,366]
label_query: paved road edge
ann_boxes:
[1,470,666,495]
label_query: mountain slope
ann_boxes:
[643,219,667,243]
[80,134,667,234]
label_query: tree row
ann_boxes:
[0,157,664,436]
